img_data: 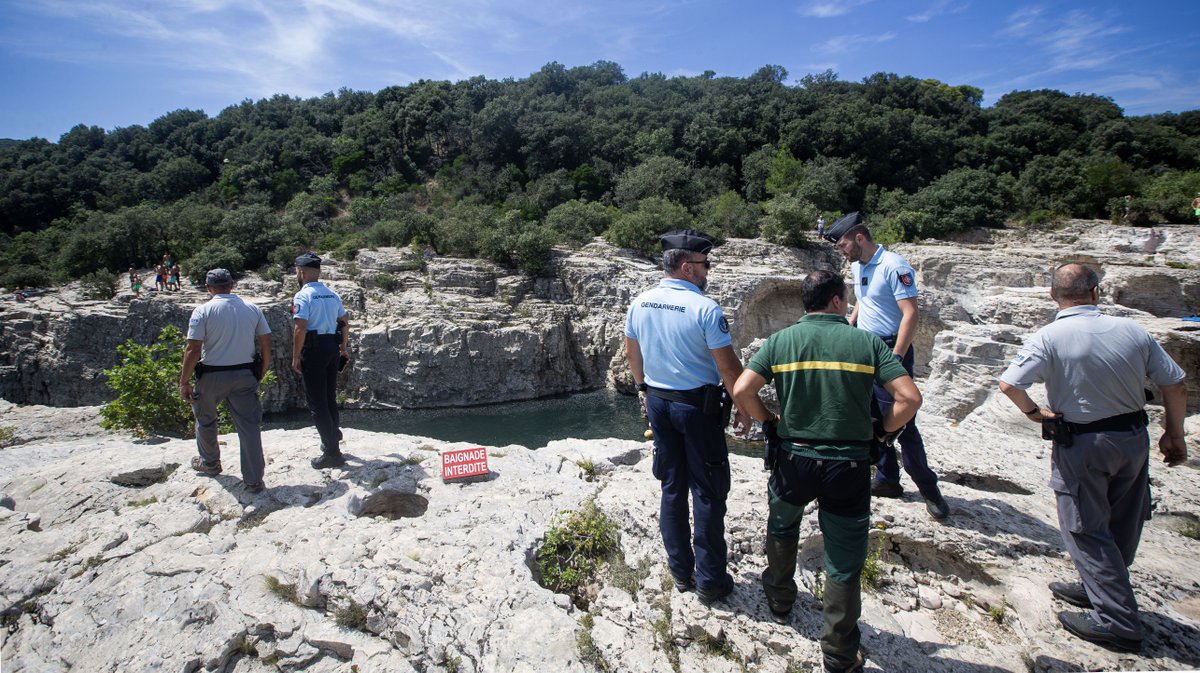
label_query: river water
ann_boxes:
[265,389,761,457]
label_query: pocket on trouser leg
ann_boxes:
[651,447,665,481]
[1049,474,1084,534]
[704,460,730,500]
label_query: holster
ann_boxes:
[763,421,782,471]
[1041,415,1073,448]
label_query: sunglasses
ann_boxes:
[687,258,712,269]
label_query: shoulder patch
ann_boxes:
[718,316,730,334]
[1011,352,1029,366]
[897,272,913,287]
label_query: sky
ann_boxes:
[1,0,1198,141]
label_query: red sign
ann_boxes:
[441,447,489,482]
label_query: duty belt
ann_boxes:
[1065,410,1149,435]
[645,385,706,407]
[784,437,872,448]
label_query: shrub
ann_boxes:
[698,191,761,239]
[374,273,399,292]
[536,501,619,602]
[760,194,818,247]
[544,200,615,247]
[604,197,692,257]
[79,270,118,300]
[100,326,193,437]
[184,242,245,283]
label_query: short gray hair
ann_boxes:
[662,248,692,273]
[1051,263,1099,302]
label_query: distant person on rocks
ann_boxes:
[733,270,919,673]
[168,265,181,292]
[624,229,749,605]
[999,263,1187,654]
[130,271,142,296]
[1192,192,1200,224]
[817,215,826,239]
[179,268,272,494]
[825,212,950,520]
[291,252,350,469]
[154,262,167,292]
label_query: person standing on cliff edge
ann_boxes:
[624,229,749,604]
[825,212,950,520]
[180,268,272,494]
[291,252,351,469]
[999,263,1187,653]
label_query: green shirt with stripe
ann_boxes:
[747,313,909,460]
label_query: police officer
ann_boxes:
[180,268,272,493]
[825,212,950,519]
[999,263,1187,653]
[624,229,749,603]
[291,252,350,469]
[733,270,920,673]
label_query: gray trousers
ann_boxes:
[1050,427,1151,641]
[192,369,265,486]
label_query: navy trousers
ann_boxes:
[301,339,341,455]
[872,344,940,498]
[646,394,732,593]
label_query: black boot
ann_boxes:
[762,534,799,620]
[821,578,863,672]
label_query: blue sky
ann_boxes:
[1,0,1197,141]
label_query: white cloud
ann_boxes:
[798,0,875,19]
[812,31,896,56]
[907,0,968,24]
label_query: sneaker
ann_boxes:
[825,649,865,673]
[871,480,903,498]
[311,453,347,469]
[191,456,222,475]
[697,582,733,604]
[672,575,695,593]
[1049,581,1092,608]
[925,494,951,519]
[243,482,265,494]
[1057,611,1142,653]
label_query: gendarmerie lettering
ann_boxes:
[641,301,687,313]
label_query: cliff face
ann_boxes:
[0,221,1196,415]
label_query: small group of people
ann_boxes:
[181,252,350,495]
[127,254,182,296]
[625,216,1187,671]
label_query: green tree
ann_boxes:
[544,200,615,247]
[759,194,818,247]
[604,197,693,256]
[698,191,761,239]
[99,326,193,437]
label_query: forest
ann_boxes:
[1,61,1198,290]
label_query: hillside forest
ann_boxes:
[2,62,1198,290]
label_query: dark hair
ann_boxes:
[844,224,871,241]
[801,270,846,311]
[1051,263,1099,302]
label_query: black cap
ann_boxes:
[205,268,233,286]
[659,229,716,254]
[823,212,863,243]
[295,252,322,268]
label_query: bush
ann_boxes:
[904,168,1015,238]
[79,270,117,300]
[374,273,399,292]
[0,264,51,290]
[698,191,761,239]
[100,326,193,437]
[759,194,818,247]
[544,200,615,247]
[604,197,692,257]
[536,501,619,603]
[184,242,245,283]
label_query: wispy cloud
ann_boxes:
[812,32,897,55]
[998,7,1129,80]
[906,0,967,24]
[798,0,875,19]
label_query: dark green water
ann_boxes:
[266,389,762,458]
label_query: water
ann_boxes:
[265,390,649,449]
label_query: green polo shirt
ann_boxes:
[747,313,908,460]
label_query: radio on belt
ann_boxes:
[440,446,490,483]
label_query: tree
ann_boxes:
[100,326,193,437]
[759,194,818,247]
[604,198,693,256]
[698,191,761,239]
[544,200,615,247]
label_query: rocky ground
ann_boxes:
[1,221,1199,672]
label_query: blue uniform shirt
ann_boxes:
[851,245,918,338]
[624,278,732,390]
[292,281,346,334]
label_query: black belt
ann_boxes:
[785,437,872,448]
[194,361,255,379]
[306,332,340,344]
[645,385,706,406]
[1066,410,1149,435]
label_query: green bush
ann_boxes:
[760,194,818,247]
[604,197,693,257]
[79,270,118,300]
[536,501,620,601]
[544,200,615,247]
[698,191,761,239]
[374,273,399,292]
[100,326,193,437]
[184,242,245,283]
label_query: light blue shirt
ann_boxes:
[292,281,346,335]
[851,245,918,338]
[999,305,1186,423]
[625,278,732,390]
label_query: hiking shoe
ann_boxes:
[1057,611,1142,653]
[191,457,222,475]
[871,480,903,498]
[825,649,865,673]
[697,582,733,604]
[769,606,791,624]
[311,453,347,469]
[925,493,951,520]
[1049,581,1092,608]
[243,482,265,494]
[672,575,695,593]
